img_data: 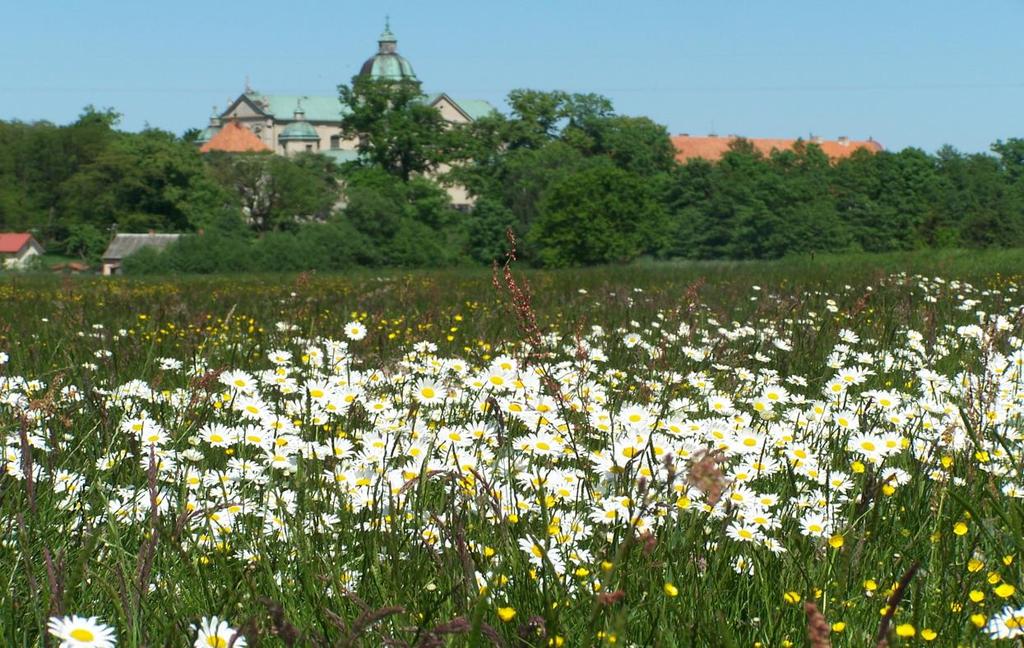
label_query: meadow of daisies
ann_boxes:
[2,251,1024,647]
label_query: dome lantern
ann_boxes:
[378,16,397,54]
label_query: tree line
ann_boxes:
[1,82,1023,272]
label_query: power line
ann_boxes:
[1,81,1023,96]
[453,82,1024,94]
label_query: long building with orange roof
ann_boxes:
[671,134,883,163]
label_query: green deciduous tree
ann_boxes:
[340,168,460,267]
[62,223,109,260]
[338,76,449,181]
[205,151,338,233]
[59,127,236,235]
[564,115,676,176]
[530,161,668,267]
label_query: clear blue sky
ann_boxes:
[2,0,1021,153]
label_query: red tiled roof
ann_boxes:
[200,121,270,153]
[50,261,91,272]
[672,135,883,163]
[0,233,34,254]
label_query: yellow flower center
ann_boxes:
[70,629,96,641]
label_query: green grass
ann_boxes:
[1,250,1023,646]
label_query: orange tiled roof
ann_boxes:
[200,121,270,153]
[671,135,883,163]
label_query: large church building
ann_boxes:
[196,23,495,183]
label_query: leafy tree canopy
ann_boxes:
[338,76,449,181]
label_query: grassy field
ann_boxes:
[2,250,1023,646]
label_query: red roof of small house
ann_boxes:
[671,135,883,163]
[0,233,37,254]
[199,121,270,153]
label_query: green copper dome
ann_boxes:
[279,106,320,142]
[279,120,319,141]
[359,21,417,82]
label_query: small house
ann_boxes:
[0,233,45,269]
[101,232,180,275]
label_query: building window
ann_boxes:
[306,144,313,152]
[330,135,341,149]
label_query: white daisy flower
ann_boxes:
[47,615,116,648]
[345,321,367,341]
[194,615,247,648]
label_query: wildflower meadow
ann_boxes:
[2,250,1024,646]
